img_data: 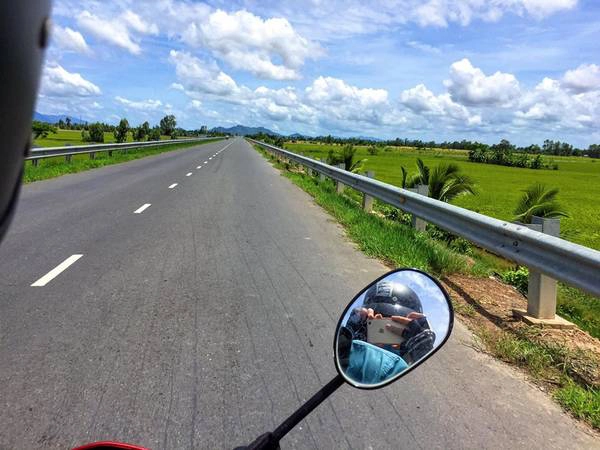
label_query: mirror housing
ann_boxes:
[334,268,453,389]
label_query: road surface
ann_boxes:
[0,138,596,449]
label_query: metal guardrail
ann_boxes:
[249,138,600,299]
[27,137,220,162]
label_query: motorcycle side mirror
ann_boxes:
[334,268,453,389]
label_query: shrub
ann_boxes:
[502,266,529,295]
[87,123,104,143]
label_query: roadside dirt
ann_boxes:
[442,273,600,388]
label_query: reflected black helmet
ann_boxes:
[0,2,51,241]
[363,280,422,317]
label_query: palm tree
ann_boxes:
[401,166,408,188]
[428,163,476,202]
[403,158,429,187]
[328,144,367,173]
[513,183,569,223]
[401,159,475,202]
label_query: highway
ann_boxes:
[0,137,596,449]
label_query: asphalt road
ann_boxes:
[0,138,597,449]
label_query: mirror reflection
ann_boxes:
[336,269,452,387]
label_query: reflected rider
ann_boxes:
[338,280,436,384]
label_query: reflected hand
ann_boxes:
[385,312,426,336]
[355,307,383,320]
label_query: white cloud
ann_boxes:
[121,10,159,35]
[519,0,578,19]
[445,58,521,106]
[400,84,481,125]
[181,9,322,80]
[515,76,599,128]
[235,0,578,40]
[188,99,203,111]
[562,64,600,93]
[52,26,90,54]
[40,63,101,97]
[305,76,388,107]
[77,10,158,55]
[168,50,240,96]
[115,96,163,111]
[407,40,441,54]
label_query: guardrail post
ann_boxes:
[319,159,326,182]
[336,164,345,193]
[514,216,574,328]
[89,152,95,160]
[32,159,39,167]
[362,171,375,212]
[108,150,113,157]
[65,155,72,163]
[409,184,428,231]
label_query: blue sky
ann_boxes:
[38,0,600,146]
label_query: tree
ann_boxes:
[402,158,430,188]
[84,122,104,143]
[113,118,129,143]
[513,183,569,224]
[326,143,366,172]
[159,114,176,136]
[402,159,475,202]
[200,125,208,135]
[367,145,379,155]
[65,117,72,129]
[428,163,476,202]
[31,121,57,139]
[134,121,150,141]
[149,126,161,141]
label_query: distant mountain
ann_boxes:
[210,125,280,136]
[33,112,86,125]
[288,133,306,139]
[355,136,383,142]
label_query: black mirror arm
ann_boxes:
[237,374,345,450]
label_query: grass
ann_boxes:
[257,148,466,275]
[255,143,600,430]
[477,326,600,429]
[285,141,600,340]
[33,129,171,147]
[555,383,600,428]
[286,142,600,251]
[557,284,600,339]
[24,138,223,183]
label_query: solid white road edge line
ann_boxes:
[186,172,193,177]
[169,183,178,189]
[134,203,151,214]
[31,254,83,287]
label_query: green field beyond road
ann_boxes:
[286,142,600,251]
[33,129,171,148]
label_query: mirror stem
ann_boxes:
[271,374,344,443]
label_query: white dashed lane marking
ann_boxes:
[186,172,192,177]
[169,183,178,189]
[197,166,202,169]
[134,203,151,214]
[31,254,83,287]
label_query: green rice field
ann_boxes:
[33,129,171,148]
[286,142,600,251]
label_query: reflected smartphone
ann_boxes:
[367,318,406,345]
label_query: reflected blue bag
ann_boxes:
[346,340,408,384]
